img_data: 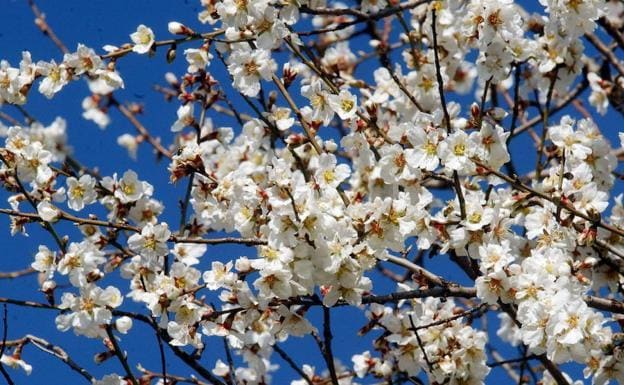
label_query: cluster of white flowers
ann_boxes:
[353,291,490,385]
[2,0,624,384]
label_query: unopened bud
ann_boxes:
[165,72,179,86]
[168,21,194,35]
[487,107,507,121]
[235,257,252,273]
[115,316,133,334]
[94,350,115,364]
[268,91,277,109]
[36,201,60,222]
[86,271,103,283]
[282,64,297,89]
[167,45,177,64]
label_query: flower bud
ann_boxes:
[94,350,115,364]
[166,46,177,64]
[235,257,251,273]
[115,316,133,334]
[165,72,179,86]
[168,21,194,35]
[37,201,61,222]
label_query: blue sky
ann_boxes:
[0,0,623,384]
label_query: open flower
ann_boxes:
[128,222,171,259]
[184,47,212,73]
[66,174,97,211]
[130,24,155,54]
[328,90,357,120]
[171,104,195,132]
[37,60,70,98]
[115,170,146,203]
[227,48,276,97]
[314,153,351,189]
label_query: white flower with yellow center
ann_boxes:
[184,47,212,73]
[130,24,155,54]
[438,130,472,171]
[114,170,145,203]
[66,174,97,211]
[128,222,171,259]
[328,89,357,120]
[314,153,351,189]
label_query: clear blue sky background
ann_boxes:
[0,0,622,384]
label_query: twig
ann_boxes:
[223,338,237,385]
[0,207,267,245]
[534,67,559,181]
[598,18,624,51]
[412,304,488,331]
[274,345,314,385]
[105,326,139,385]
[299,0,432,21]
[0,154,67,254]
[408,314,436,374]
[28,0,69,54]
[0,304,15,385]
[154,325,227,385]
[23,334,94,382]
[511,80,588,138]
[138,367,210,385]
[474,161,624,239]
[155,327,168,385]
[0,268,36,279]
[488,348,521,382]
[109,97,173,159]
[382,254,450,288]
[322,307,340,385]
[0,111,21,126]
[271,74,350,206]
[586,32,624,77]
[101,30,226,60]
[430,9,451,133]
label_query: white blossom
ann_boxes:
[130,24,155,54]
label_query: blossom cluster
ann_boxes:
[1,0,624,384]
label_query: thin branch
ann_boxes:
[474,160,624,240]
[585,32,624,77]
[222,337,237,385]
[322,307,340,385]
[412,304,488,331]
[488,348,521,382]
[534,67,559,181]
[598,18,624,51]
[0,111,21,126]
[23,335,94,382]
[0,304,15,385]
[109,98,173,159]
[299,0,432,21]
[0,154,66,254]
[0,207,266,246]
[408,315,436,374]
[155,326,168,385]
[105,326,139,385]
[0,268,36,280]
[430,8,451,132]
[139,366,210,385]
[101,30,226,60]
[155,326,227,385]
[271,74,350,206]
[511,79,588,138]
[274,345,314,385]
[28,0,69,54]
